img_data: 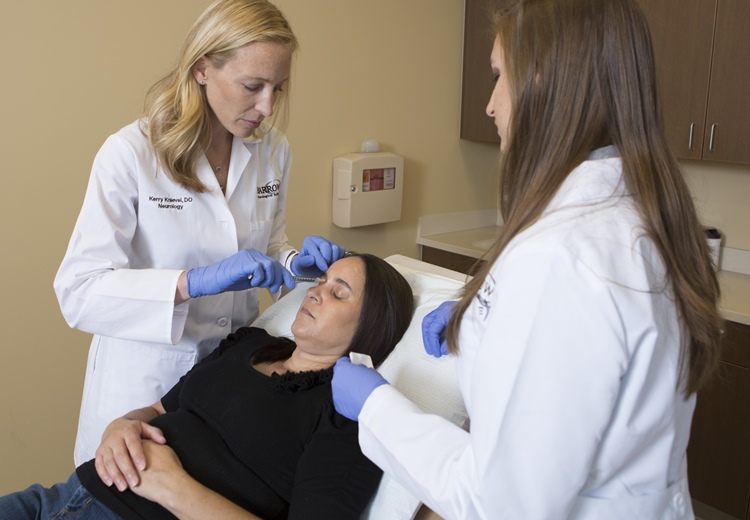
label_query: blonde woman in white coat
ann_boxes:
[55,0,344,466]
[332,0,723,518]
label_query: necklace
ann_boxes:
[206,141,231,192]
[209,161,229,191]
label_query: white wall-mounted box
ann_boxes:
[332,152,404,228]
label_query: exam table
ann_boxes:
[252,255,467,520]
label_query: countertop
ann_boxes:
[417,211,750,326]
[418,226,500,259]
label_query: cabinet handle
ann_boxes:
[709,124,717,152]
[688,123,695,151]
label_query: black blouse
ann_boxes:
[77,327,382,519]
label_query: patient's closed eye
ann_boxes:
[315,274,353,300]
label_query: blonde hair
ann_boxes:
[143,0,297,192]
[446,0,722,395]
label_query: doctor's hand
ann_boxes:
[95,417,166,491]
[332,357,387,421]
[291,235,345,277]
[187,249,295,298]
[422,300,456,357]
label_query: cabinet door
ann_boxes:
[638,0,716,160]
[722,321,750,370]
[421,246,485,275]
[687,321,750,519]
[460,0,500,143]
[703,0,750,164]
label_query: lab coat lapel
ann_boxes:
[196,154,224,195]
[225,137,253,200]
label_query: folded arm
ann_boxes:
[95,401,167,490]
[132,441,262,520]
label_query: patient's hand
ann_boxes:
[131,441,187,504]
[133,442,263,519]
[95,417,166,491]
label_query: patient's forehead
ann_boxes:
[326,256,366,294]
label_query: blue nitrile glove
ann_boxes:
[421,300,457,357]
[291,235,345,277]
[187,249,295,298]
[332,357,387,421]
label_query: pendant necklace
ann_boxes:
[210,161,228,192]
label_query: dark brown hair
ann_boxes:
[346,253,415,367]
[254,253,414,368]
[446,0,722,395]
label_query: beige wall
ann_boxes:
[1,0,748,494]
[682,160,750,251]
[274,0,499,254]
[0,1,210,492]
[0,0,498,492]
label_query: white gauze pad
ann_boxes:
[349,351,374,369]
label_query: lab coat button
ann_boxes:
[672,492,685,513]
[217,317,229,327]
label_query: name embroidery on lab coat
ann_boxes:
[475,273,495,321]
[257,179,281,200]
[148,195,193,211]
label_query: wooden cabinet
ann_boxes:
[422,247,750,519]
[460,0,499,144]
[421,246,485,275]
[461,0,750,164]
[688,320,750,520]
[639,0,750,164]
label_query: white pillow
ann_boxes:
[251,255,468,520]
[250,282,306,338]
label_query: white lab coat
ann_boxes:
[54,120,296,465]
[359,152,695,519]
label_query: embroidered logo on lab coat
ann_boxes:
[147,195,193,211]
[475,273,495,320]
[257,179,281,199]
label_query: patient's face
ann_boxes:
[290,256,365,356]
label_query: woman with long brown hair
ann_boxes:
[332,0,722,517]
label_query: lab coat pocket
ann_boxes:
[93,337,197,418]
[570,478,692,519]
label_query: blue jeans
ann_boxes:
[0,472,120,519]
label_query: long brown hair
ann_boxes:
[144,0,297,192]
[446,0,722,394]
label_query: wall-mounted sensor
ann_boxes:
[360,139,381,153]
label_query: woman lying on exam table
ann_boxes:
[333,0,724,518]
[1,254,414,520]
